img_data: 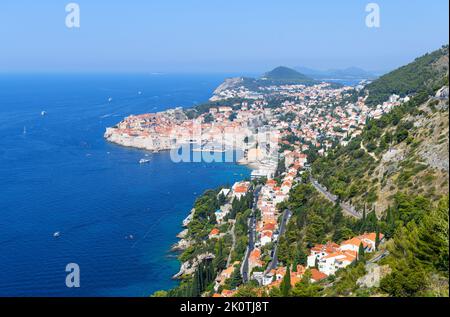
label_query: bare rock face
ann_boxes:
[357,263,391,288]
[171,238,192,252]
[176,229,188,239]
[172,253,215,279]
[435,86,449,99]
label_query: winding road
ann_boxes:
[265,209,292,273]
[241,185,261,283]
[310,177,362,219]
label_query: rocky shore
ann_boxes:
[172,253,215,279]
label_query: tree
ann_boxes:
[280,266,292,296]
[213,239,226,271]
[191,269,201,297]
[218,192,226,205]
[415,196,449,274]
[151,290,168,297]
[291,270,323,297]
[380,259,428,297]
[228,266,242,289]
[357,243,365,262]
[375,226,380,250]
[234,284,258,297]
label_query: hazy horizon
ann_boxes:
[0,0,448,74]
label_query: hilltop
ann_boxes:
[208,67,318,103]
[365,45,449,107]
[261,66,317,84]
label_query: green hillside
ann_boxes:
[307,59,449,296]
[261,66,317,85]
[365,45,449,107]
[269,46,449,297]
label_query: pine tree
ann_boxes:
[363,203,367,221]
[298,246,307,266]
[214,239,226,271]
[229,266,242,289]
[280,266,292,296]
[218,192,226,206]
[292,257,298,272]
[314,256,319,268]
[375,226,380,250]
[358,242,365,262]
[191,269,200,297]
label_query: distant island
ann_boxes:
[261,66,318,85]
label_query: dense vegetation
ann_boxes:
[313,78,448,211]
[365,45,448,106]
[261,66,317,85]
[275,183,379,269]
[153,185,255,297]
[380,195,448,296]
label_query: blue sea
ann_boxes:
[0,73,250,296]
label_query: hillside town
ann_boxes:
[105,81,407,171]
[106,76,416,298]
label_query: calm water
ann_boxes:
[0,73,250,296]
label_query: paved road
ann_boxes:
[369,250,390,263]
[265,209,292,273]
[310,178,362,219]
[241,185,261,283]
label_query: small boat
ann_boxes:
[53,231,61,238]
[108,97,113,102]
[138,91,142,95]
[23,126,27,135]
[139,158,151,164]
[41,111,47,116]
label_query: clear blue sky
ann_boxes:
[0,0,448,73]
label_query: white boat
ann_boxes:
[139,158,151,164]
[138,91,142,95]
[41,111,47,116]
[53,231,61,238]
[108,97,113,102]
[23,126,27,135]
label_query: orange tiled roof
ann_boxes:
[209,228,220,236]
[310,269,328,282]
[234,185,248,193]
[249,248,261,261]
